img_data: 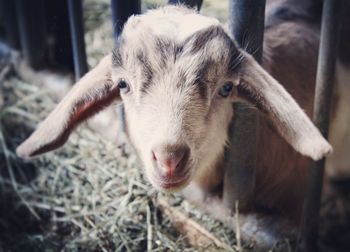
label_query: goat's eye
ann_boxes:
[118,80,130,93]
[219,82,234,98]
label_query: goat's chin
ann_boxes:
[147,174,192,193]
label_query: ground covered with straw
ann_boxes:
[0,65,245,252]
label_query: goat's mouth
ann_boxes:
[149,172,191,192]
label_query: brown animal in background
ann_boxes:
[17,5,332,224]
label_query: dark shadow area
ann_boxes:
[320,179,350,252]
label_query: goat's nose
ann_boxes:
[152,144,190,177]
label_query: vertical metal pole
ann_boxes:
[299,0,342,251]
[45,0,74,72]
[168,0,203,10]
[0,0,20,50]
[223,0,265,211]
[67,0,88,80]
[111,0,141,132]
[111,0,141,39]
[15,0,47,69]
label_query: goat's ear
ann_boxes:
[17,54,120,159]
[234,53,332,161]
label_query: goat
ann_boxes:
[17,4,334,227]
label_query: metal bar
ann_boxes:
[0,0,20,50]
[229,0,266,60]
[298,0,342,251]
[168,0,203,10]
[15,0,47,69]
[67,0,88,80]
[223,0,265,211]
[111,0,141,131]
[45,0,74,72]
[111,0,141,38]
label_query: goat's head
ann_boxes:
[17,6,332,192]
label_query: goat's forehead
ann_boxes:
[123,6,220,42]
[112,6,240,88]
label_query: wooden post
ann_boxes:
[223,0,266,211]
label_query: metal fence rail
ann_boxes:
[223,0,265,211]
[111,0,141,38]
[299,0,342,251]
[0,0,20,50]
[15,0,47,69]
[67,0,88,80]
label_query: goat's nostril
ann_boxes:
[152,144,190,177]
[164,152,185,175]
[152,151,157,161]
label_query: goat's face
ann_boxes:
[16,6,332,192]
[112,10,241,190]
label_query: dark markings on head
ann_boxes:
[155,37,172,66]
[112,37,124,67]
[175,70,187,90]
[193,60,216,100]
[137,50,154,94]
[214,31,243,74]
[184,24,242,75]
[112,48,122,67]
[186,25,223,54]
[138,37,186,95]
[155,37,184,64]
[227,47,244,75]
[174,44,184,61]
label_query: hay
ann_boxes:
[0,72,299,252]
[0,66,245,251]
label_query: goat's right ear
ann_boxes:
[17,54,120,159]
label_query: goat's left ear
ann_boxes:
[16,54,120,159]
[233,52,332,161]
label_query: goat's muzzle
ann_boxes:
[151,144,191,190]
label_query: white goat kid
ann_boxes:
[17,6,332,224]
